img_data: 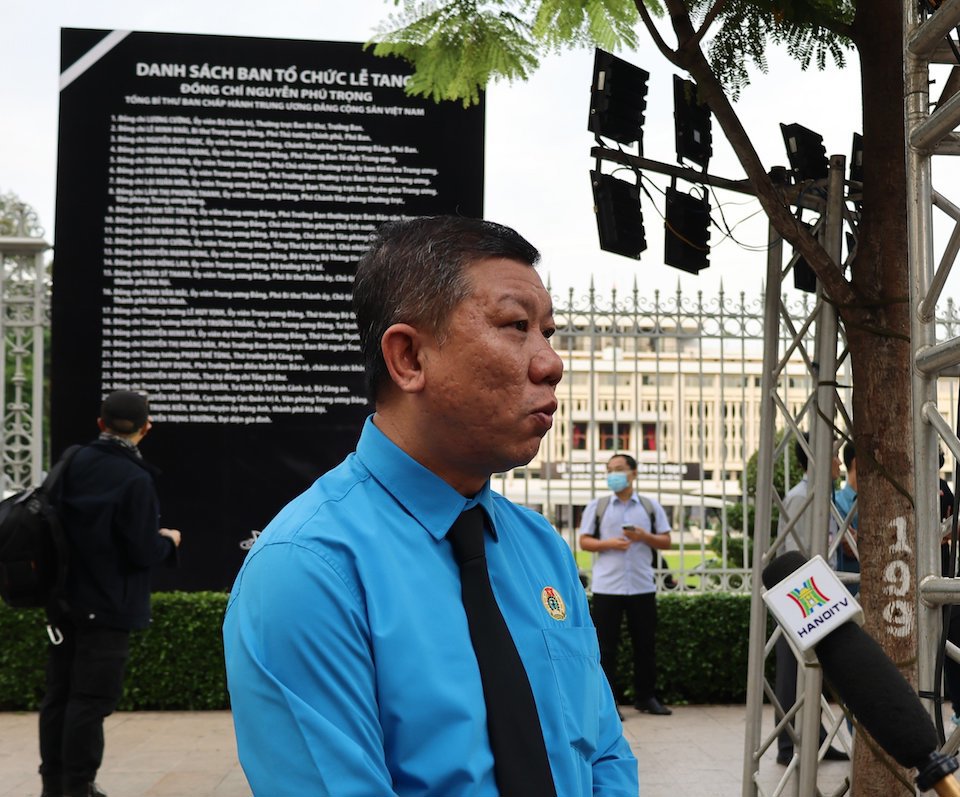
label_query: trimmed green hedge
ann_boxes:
[625,592,755,705]
[0,592,229,711]
[0,591,754,710]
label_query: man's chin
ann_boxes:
[499,442,542,473]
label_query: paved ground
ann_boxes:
[0,704,852,796]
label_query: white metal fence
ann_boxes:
[498,282,960,593]
[4,207,960,594]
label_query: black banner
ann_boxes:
[52,29,484,590]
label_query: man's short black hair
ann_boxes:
[609,452,637,470]
[352,216,540,402]
[795,433,809,472]
[843,442,856,470]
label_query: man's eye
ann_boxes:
[513,320,529,332]
[543,327,556,340]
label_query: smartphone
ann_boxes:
[622,524,635,531]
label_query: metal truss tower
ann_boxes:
[906,0,960,762]
[741,2,960,792]
[740,158,857,796]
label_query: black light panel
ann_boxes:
[664,187,710,273]
[591,171,646,259]
[673,76,712,169]
[588,49,650,148]
[850,132,864,184]
[780,122,828,182]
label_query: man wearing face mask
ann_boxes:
[578,453,673,716]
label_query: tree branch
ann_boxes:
[689,0,731,50]
[632,0,680,64]
[817,7,855,42]
[657,0,857,310]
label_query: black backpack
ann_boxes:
[0,445,82,617]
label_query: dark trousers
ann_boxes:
[38,619,130,793]
[592,592,657,702]
[774,636,828,756]
[943,608,960,716]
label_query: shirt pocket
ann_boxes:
[541,626,600,760]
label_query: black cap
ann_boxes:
[100,390,149,433]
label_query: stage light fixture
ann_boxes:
[780,122,828,182]
[792,222,817,293]
[850,132,864,184]
[591,170,646,259]
[673,76,712,169]
[664,187,710,273]
[587,49,650,148]
[793,256,817,293]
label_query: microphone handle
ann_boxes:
[934,774,960,797]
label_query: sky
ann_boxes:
[0,1,876,301]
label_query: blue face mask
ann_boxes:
[606,472,629,493]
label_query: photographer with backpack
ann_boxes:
[37,391,180,797]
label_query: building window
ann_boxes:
[641,423,657,451]
[599,373,631,387]
[572,422,588,450]
[599,423,630,450]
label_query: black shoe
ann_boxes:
[63,783,107,797]
[823,746,849,761]
[776,751,792,766]
[634,696,672,715]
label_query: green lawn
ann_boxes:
[576,548,720,589]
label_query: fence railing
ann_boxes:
[496,282,959,593]
[4,214,960,593]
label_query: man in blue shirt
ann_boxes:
[833,442,860,594]
[773,435,847,766]
[578,454,673,717]
[223,217,638,796]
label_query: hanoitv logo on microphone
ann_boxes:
[762,555,864,654]
[787,578,830,618]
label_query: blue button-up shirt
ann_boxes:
[578,493,671,595]
[224,416,637,796]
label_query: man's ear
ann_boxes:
[381,323,427,393]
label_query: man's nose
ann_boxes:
[532,342,563,385]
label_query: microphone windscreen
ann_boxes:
[815,622,938,769]
[761,550,808,589]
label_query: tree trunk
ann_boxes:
[846,2,916,794]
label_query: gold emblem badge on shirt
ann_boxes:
[541,586,566,621]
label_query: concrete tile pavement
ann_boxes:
[0,712,247,797]
[0,705,852,796]
[624,703,850,796]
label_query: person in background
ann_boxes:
[833,442,860,596]
[578,453,673,717]
[774,434,847,766]
[38,391,181,797]
[936,447,960,726]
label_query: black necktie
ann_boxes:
[447,506,557,797]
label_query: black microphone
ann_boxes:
[762,551,960,794]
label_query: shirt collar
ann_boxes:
[354,415,498,542]
[97,431,142,459]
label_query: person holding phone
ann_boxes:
[578,453,673,716]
